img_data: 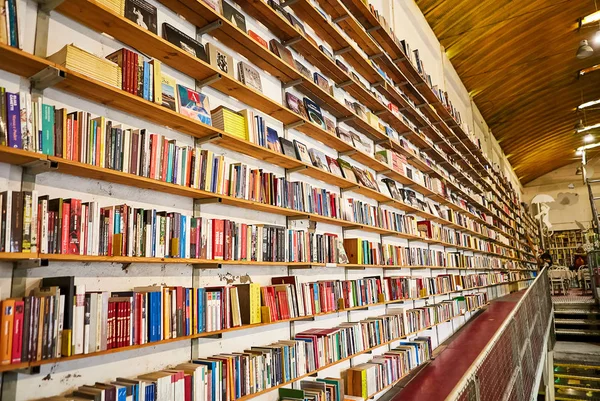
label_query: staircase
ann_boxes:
[554,304,600,341]
[554,363,600,401]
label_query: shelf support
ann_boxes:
[339,150,356,157]
[197,20,223,36]
[374,110,386,116]
[342,225,362,231]
[30,66,66,92]
[34,0,64,12]
[366,26,381,33]
[338,116,354,123]
[369,53,384,60]
[192,263,222,269]
[284,120,305,130]
[283,36,303,47]
[13,259,49,269]
[393,55,407,63]
[336,80,353,89]
[280,0,298,7]
[374,139,389,145]
[340,185,359,193]
[194,133,223,145]
[283,79,303,89]
[195,74,222,89]
[334,47,352,56]
[371,80,385,88]
[332,15,349,23]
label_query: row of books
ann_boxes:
[1,190,351,263]
[345,338,432,399]
[0,188,516,259]
[278,378,350,401]
[35,310,422,401]
[465,293,488,311]
[463,273,507,289]
[0,0,20,48]
[404,300,459,333]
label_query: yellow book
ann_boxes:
[163,288,170,339]
[150,59,162,105]
[61,329,72,357]
[203,150,214,192]
[251,283,261,324]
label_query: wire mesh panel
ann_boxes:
[446,269,552,401]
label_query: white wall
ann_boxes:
[0,0,523,399]
[523,160,593,231]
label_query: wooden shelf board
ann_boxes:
[0,146,47,166]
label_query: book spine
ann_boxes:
[6,92,20,148]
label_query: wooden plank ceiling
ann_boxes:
[415,0,600,184]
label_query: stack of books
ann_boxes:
[47,44,122,89]
[97,0,125,14]
[212,106,247,140]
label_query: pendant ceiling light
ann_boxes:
[575,119,586,131]
[577,40,594,59]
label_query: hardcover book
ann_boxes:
[337,158,356,183]
[269,39,295,66]
[308,148,329,172]
[249,30,268,49]
[303,98,326,129]
[293,140,311,164]
[319,45,334,60]
[124,0,157,34]
[382,178,400,200]
[336,59,349,73]
[326,156,342,177]
[162,23,207,62]
[351,132,372,154]
[206,43,234,78]
[176,85,212,125]
[266,127,282,153]
[336,127,353,145]
[238,61,263,92]
[288,14,305,35]
[279,137,296,158]
[285,93,308,119]
[222,1,247,32]
[324,117,335,134]
[313,72,330,94]
[294,60,312,79]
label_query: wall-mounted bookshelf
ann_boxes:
[0,0,539,398]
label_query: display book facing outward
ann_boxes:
[0,0,538,398]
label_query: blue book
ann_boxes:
[7,0,18,47]
[197,288,205,332]
[211,157,219,193]
[143,61,150,101]
[147,292,156,342]
[116,387,126,401]
[5,92,21,148]
[167,143,174,183]
[146,383,156,401]
[281,344,290,382]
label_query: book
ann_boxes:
[266,128,282,153]
[238,61,262,92]
[285,93,308,119]
[162,23,207,62]
[294,140,311,165]
[336,128,353,145]
[324,117,335,134]
[47,45,121,89]
[338,159,357,183]
[351,132,372,154]
[5,92,20,148]
[313,73,330,94]
[279,138,296,159]
[308,149,330,172]
[212,106,247,139]
[206,43,234,78]
[288,14,305,34]
[303,98,325,129]
[160,73,178,111]
[124,0,157,34]
[326,156,342,177]
[336,59,348,73]
[176,85,212,125]
[269,39,295,66]
[382,178,400,200]
[295,60,312,79]
[249,30,268,49]
[319,45,334,60]
[222,1,246,32]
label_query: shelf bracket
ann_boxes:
[195,73,222,89]
[416,104,429,109]
[380,169,392,175]
[393,55,406,63]
[35,0,64,12]
[336,80,353,89]
[371,80,385,88]
[334,46,352,56]
[201,333,223,339]
[280,0,298,7]
[332,15,349,24]
[379,200,397,206]
[374,110,386,116]
[342,225,362,231]
[197,20,223,36]
[284,120,305,130]
[346,265,366,270]
[286,165,308,174]
[22,159,57,176]
[340,185,359,193]
[368,53,384,60]
[194,198,222,206]
[374,139,389,145]
[366,26,381,33]
[195,133,223,145]
[338,116,354,123]
[283,36,303,46]
[339,150,356,157]
[283,79,303,89]
[13,258,49,269]
[192,263,222,269]
[415,82,426,87]
[30,66,66,92]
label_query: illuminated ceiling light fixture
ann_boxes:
[578,98,600,109]
[578,122,600,132]
[576,149,584,156]
[577,40,594,59]
[575,119,586,131]
[582,10,600,26]
[584,134,595,142]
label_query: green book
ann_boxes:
[278,388,305,400]
[41,103,55,155]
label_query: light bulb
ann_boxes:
[576,150,584,156]
[584,134,595,142]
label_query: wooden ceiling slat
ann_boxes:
[416,0,598,183]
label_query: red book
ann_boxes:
[224,221,231,261]
[82,204,89,255]
[126,301,131,346]
[160,137,169,182]
[134,293,142,345]
[248,30,268,48]
[128,50,137,95]
[240,223,247,260]
[72,114,80,162]
[184,374,192,401]
[123,49,130,93]
[149,134,158,179]
[66,113,74,160]
[11,300,24,364]
[212,219,224,260]
[185,150,192,187]
[60,202,70,254]
[65,198,81,255]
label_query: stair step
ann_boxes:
[556,328,600,336]
[556,391,600,401]
[556,380,600,392]
[554,309,600,315]
[555,364,600,379]
[556,319,600,325]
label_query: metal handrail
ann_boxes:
[444,268,548,400]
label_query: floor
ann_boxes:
[552,288,596,305]
[393,291,525,401]
[554,341,600,364]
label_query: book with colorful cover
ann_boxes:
[176,85,212,126]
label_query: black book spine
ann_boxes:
[10,191,23,252]
[21,296,31,362]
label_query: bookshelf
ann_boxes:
[0,0,538,398]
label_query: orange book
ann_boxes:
[0,299,16,365]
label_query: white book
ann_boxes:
[185,216,191,259]
[171,289,176,338]
[140,293,147,345]
[4,190,11,252]
[123,129,131,174]
[95,293,102,351]
[88,292,97,354]
[73,284,86,355]
[128,206,134,257]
